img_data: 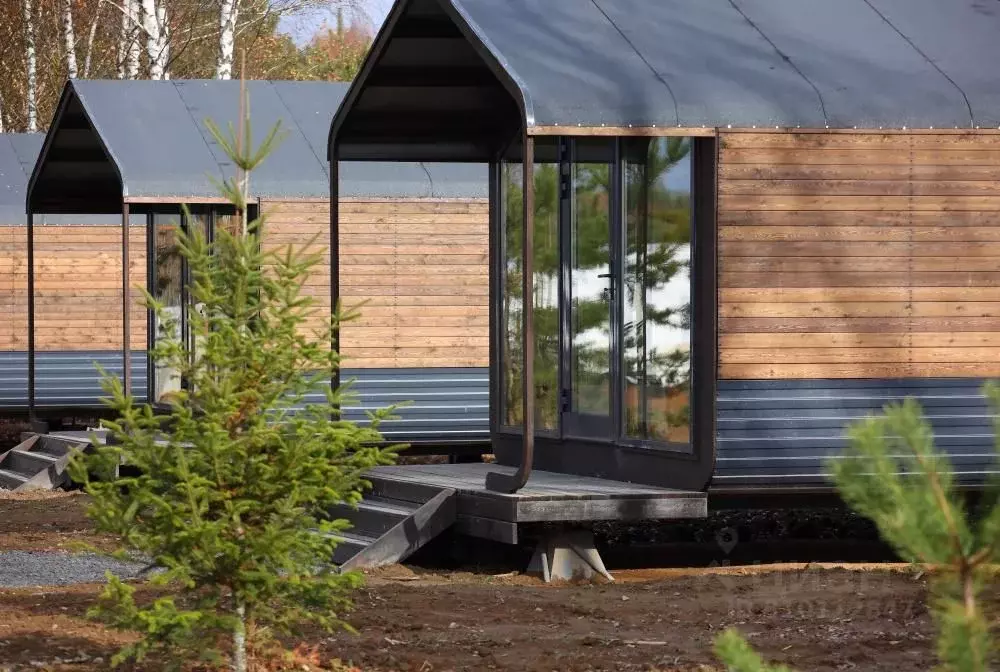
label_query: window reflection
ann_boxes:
[153,212,182,403]
[500,143,560,430]
[215,211,241,238]
[623,137,692,444]
[570,140,613,418]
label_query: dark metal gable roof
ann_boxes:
[29,79,486,212]
[331,0,999,161]
[0,134,42,222]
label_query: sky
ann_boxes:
[280,0,393,45]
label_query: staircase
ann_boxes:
[329,476,457,570]
[0,433,92,491]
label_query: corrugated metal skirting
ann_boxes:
[329,368,489,441]
[716,378,1000,488]
[0,351,148,408]
[0,353,489,442]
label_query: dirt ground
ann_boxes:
[0,492,960,671]
[0,490,115,553]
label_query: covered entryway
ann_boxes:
[328,0,716,495]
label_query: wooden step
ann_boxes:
[338,488,457,571]
[329,497,418,538]
[366,475,450,505]
[0,469,28,490]
[330,531,379,566]
[35,435,90,458]
[2,449,58,477]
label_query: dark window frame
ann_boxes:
[146,203,252,405]
[490,135,718,470]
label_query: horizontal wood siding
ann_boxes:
[719,132,1000,379]
[0,224,146,352]
[261,199,490,369]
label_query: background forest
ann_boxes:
[0,0,374,132]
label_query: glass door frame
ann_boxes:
[559,137,620,441]
[492,134,715,460]
[145,204,257,405]
[145,205,213,406]
[489,134,717,490]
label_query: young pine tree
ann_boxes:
[715,385,1000,672]
[68,99,397,670]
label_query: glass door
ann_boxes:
[151,212,183,403]
[149,209,211,404]
[562,139,616,438]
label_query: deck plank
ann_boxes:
[366,464,707,531]
[369,464,703,500]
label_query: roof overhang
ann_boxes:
[27,82,124,214]
[328,0,525,162]
[330,0,999,159]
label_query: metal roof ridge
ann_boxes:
[172,79,231,200]
[269,79,330,187]
[860,0,974,127]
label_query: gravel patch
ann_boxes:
[0,551,148,587]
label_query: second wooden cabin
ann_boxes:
[17,79,489,445]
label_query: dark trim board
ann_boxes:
[366,463,706,544]
[715,377,1000,489]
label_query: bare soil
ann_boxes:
[0,493,967,671]
[0,490,115,553]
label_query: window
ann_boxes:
[149,206,247,404]
[499,141,560,430]
[569,139,614,419]
[622,137,693,444]
[152,212,183,403]
[496,135,702,448]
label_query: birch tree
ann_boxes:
[155,0,169,78]
[139,0,169,79]
[117,0,140,78]
[82,1,99,76]
[22,0,37,131]
[61,0,77,77]
[215,0,237,79]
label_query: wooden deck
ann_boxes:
[367,463,707,544]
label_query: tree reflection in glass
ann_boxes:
[500,151,560,430]
[569,143,612,418]
[153,212,183,402]
[623,137,692,443]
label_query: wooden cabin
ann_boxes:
[0,134,44,408]
[21,79,490,445]
[330,0,1000,497]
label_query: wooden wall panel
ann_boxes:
[0,224,146,352]
[262,199,489,369]
[719,132,1000,379]
[0,225,18,355]
[0,199,489,369]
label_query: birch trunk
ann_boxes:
[83,0,100,77]
[140,0,163,79]
[0,95,5,134]
[215,0,239,79]
[232,602,247,672]
[22,0,37,132]
[123,0,140,79]
[155,0,169,79]
[62,0,78,78]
